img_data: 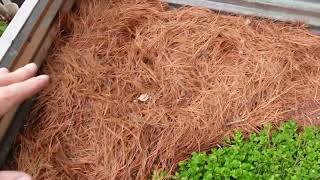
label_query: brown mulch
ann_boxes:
[15,0,320,179]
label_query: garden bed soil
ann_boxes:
[14,0,320,179]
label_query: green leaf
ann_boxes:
[0,20,7,36]
[173,121,320,179]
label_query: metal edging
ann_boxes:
[165,0,320,30]
[0,0,58,68]
[0,0,75,167]
[0,98,35,166]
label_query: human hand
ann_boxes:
[0,63,50,180]
[0,63,49,116]
[0,171,32,180]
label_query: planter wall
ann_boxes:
[0,0,75,166]
[166,0,320,33]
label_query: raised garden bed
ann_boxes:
[11,1,320,179]
[2,0,320,179]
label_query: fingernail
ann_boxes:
[16,175,32,180]
[0,67,9,72]
[24,63,37,70]
[37,75,50,81]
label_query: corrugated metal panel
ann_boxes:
[165,0,320,29]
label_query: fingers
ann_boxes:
[0,75,50,116]
[0,68,9,75]
[0,171,32,180]
[0,63,38,87]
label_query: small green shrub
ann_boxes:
[175,121,320,180]
[0,20,7,36]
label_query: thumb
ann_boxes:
[0,171,32,180]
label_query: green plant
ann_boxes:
[0,20,7,36]
[175,121,320,180]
